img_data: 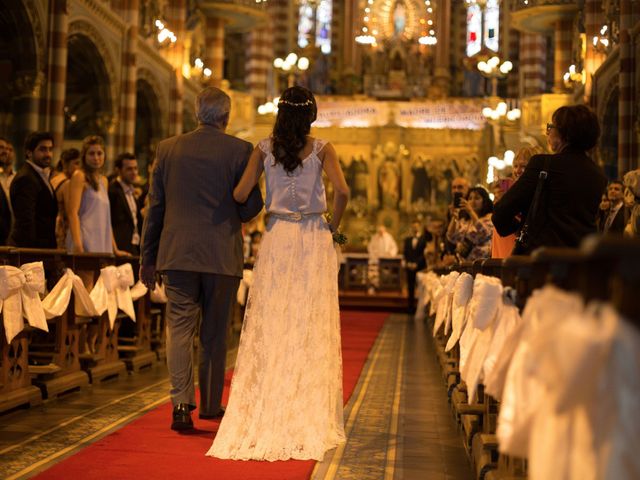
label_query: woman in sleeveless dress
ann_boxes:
[66,135,126,256]
[207,86,350,461]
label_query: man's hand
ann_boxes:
[140,264,157,289]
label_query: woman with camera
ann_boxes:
[446,186,494,262]
[492,105,607,254]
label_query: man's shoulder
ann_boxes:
[11,165,38,186]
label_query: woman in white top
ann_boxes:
[207,86,350,461]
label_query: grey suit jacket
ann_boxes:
[140,125,263,277]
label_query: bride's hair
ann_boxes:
[271,86,317,174]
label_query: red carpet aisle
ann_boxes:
[34,311,389,480]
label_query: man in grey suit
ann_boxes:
[140,87,263,431]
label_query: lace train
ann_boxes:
[206,215,346,461]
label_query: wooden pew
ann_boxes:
[72,253,127,383]
[114,256,156,372]
[16,248,90,399]
[0,248,43,412]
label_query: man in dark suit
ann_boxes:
[403,220,431,313]
[0,137,12,244]
[8,131,57,248]
[140,87,263,431]
[109,152,142,255]
[600,181,628,234]
[493,105,607,253]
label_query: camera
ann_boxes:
[453,192,463,209]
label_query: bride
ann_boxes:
[206,86,350,461]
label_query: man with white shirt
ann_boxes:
[109,152,142,255]
[601,181,628,234]
[8,131,58,248]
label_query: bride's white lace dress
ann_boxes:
[206,137,346,461]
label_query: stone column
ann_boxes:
[44,0,69,159]
[167,0,186,135]
[584,0,605,103]
[116,0,139,154]
[618,0,635,175]
[13,72,44,167]
[204,17,225,88]
[433,0,451,94]
[519,33,546,97]
[245,26,273,104]
[552,19,573,93]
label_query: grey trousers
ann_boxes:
[162,270,239,414]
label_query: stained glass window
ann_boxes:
[315,0,332,54]
[483,0,500,52]
[298,2,314,49]
[466,5,482,57]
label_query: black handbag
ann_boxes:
[512,157,551,255]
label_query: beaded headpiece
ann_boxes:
[278,98,314,107]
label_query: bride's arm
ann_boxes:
[233,146,264,203]
[322,143,350,232]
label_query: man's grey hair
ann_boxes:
[195,87,231,128]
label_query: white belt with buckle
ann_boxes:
[271,211,322,222]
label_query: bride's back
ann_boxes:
[259,137,327,215]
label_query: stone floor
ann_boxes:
[0,314,473,480]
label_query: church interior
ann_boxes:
[1,0,640,479]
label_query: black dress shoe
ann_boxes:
[171,403,194,431]
[199,406,225,420]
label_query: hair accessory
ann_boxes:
[278,98,313,107]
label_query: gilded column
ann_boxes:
[167,0,186,135]
[552,19,573,93]
[618,0,634,175]
[433,0,451,94]
[116,0,140,154]
[44,0,69,159]
[204,17,225,88]
[520,33,546,97]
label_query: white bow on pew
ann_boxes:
[237,269,254,306]
[90,263,136,329]
[0,262,49,343]
[445,272,474,351]
[41,268,100,319]
[433,271,460,336]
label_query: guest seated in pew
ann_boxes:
[8,131,58,248]
[66,135,128,258]
[446,186,494,263]
[50,148,81,249]
[493,105,607,254]
[623,169,640,237]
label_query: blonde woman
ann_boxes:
[66,135,126,255]
[491,144,546,258]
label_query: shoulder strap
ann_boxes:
[313,139,328,155]
[518,156,551,239]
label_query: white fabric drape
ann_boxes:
[41,268,100,320]
[0,262,49,343]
